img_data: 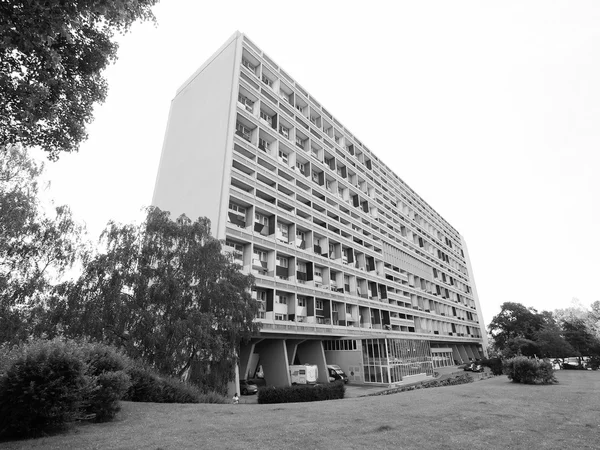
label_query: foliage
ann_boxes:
[123,364,202,404]
[0,339,93,439]
[534,323,575,359]
[0,338,136,438]
[480,357,503,375]
[258,381,345,404]
[49,207,261,386]
[561,318,600,359]
[502,356,557,385]
[501,337,539,358]
[488,302,547,352]
[0,0,158,159]
[79,341,132,422]
[89,371,131,422]
[0,145,86,345]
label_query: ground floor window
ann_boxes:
[361,338,434,384]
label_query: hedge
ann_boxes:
[258,381,345,404]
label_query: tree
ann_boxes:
[1,0,158,160]
[534,323,575,360]
[488,302,547,352]
[0,145,85,343]
[49,207,261,383]
[561,318,600,362]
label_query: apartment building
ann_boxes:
[152,31,488,388]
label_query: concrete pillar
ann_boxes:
[457,344,470,364]
[451,345,462,365]
[296,340,329,383]
[464,345,476,361]
[239,340,261,379]
[286,339,306,364]
[255,339,290,387]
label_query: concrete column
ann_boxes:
[464,345,476,361]
[255,339,290,387]
[457,344,470,364]
[296,340,329,383]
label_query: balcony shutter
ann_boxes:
[268,216,275,235]
[266,290,274,312]
[306,262,314,281]
[352,195,359,207]
[272,113,278,130]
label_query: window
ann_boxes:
[228,202,246,214]
[337,187,344,198]
[261,74,272,87]
[260,110,272,125]
[312,170,319,182]
[277,222,288,239]
[296,230,305,241]
[256,290,266,301]
[316,300,324,310]
[279,125,290,139]
[296,137,305,149]
[258,138,269,151]
[326,179,331,191]
[275,313,287,321]
[225,240,243,253]
[255,212,268,226]
[237,94,253,112]
[254,249,267,262]
[276,256,288,268]
[296,161,305,174]
[236,122,251,142]
[314,269,322,278]
[298,297,306,307]
[278,150,288,164]
[242,57,256,72]
[276,295,287,304]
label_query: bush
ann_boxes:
[88,371,132,422]
[258,381,345,404]
[79,341,132,422]
[123,365,201,403]
[503,356,557,384]
[197,391,229,404]
[0,339,93,439]
[480,357,503,375]
[370,373,473,397]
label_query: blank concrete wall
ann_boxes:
[152,32,241,239]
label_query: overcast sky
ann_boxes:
[35,1,600,325]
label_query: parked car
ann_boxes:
[327,365,349,383]
[239,379,258,395]
[464,362,483,372]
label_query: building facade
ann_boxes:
[152,31,488,388]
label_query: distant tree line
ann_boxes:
[488,301,600,368]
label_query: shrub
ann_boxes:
[79,341,132,422]
[88,371,132,422]
[123,365,201,403]
[480,357,503,376]
[369,373,473,397]
[0,339,93,439]
[197,391,229,404]
[258,381,345,404]
[503,356,557,384]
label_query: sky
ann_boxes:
[34,1,600,326]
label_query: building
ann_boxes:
[152,31,488,388]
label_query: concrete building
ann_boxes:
[152,31,488,388]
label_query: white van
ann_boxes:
[289,364,318,384]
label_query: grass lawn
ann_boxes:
[2,371,599,450]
